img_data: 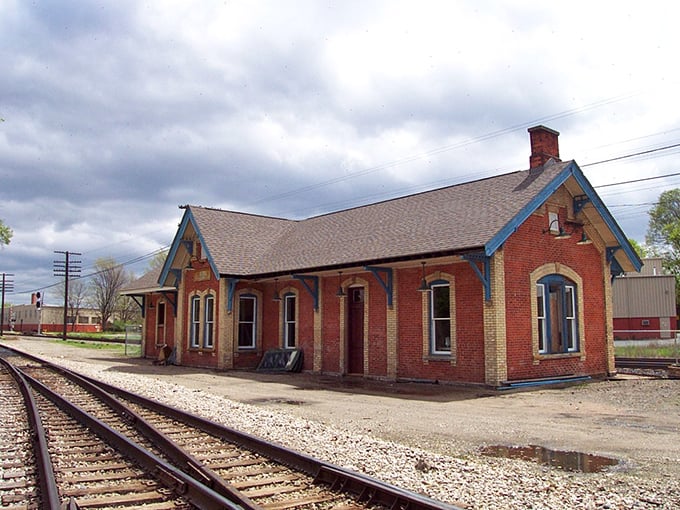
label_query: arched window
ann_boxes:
[189,295,200,348]
[536,275,578,354]
[203,295,215,349]
[238,294,257,349]
[430,280,451,355]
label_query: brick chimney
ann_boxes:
[528,125,560,170]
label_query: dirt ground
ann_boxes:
[4,336,680,481]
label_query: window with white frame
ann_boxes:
[430,281,451,354]
[536,275,578,354]
[203,295,214,348]
[190,296,200,348]
[238,295,256,349]
[284,293,296,348]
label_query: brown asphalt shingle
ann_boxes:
[188,160,572,276]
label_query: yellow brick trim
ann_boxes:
[529,262,585,362]
[483,251,507,385]
[420,271,456,363]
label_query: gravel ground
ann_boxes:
[3,336,680,509]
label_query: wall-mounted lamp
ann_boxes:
[272,278,282,302]
[576,230,592,245]
[335,271,346,297]
[543,218,593,245]
[417,262,430,292]
[542,218,572,239]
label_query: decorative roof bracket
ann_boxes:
[131,296,145,318]
[573,194,591,214]
[293,274,319,311]
[462,253,492,301]
[170,269,182,288]
[226,278,239,313]
[160,290,178,317]
[607,246,624,280]
[180,239,194,256]
[364,266,393,307]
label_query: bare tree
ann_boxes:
[89,258,130,331]
[57,277,88,331]
[148,249,169,271]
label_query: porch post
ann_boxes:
[483,250,508,386]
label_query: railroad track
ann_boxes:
[614,357,679,370]
[0,345,462,510]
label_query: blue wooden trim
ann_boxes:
[293,274,319,311]
[485,164,575,257]
[227,278,239,313]
[485,162,642,273]
[160,210,193,286]
[169,269,182,288]
[573,194,590,214]
[160,290,177,317]
[462,253,491,301]
[570,169,642,272]
[159,208,221,288]
[180,240,194,256]
[364,266,393,307]
[131,296,144,318]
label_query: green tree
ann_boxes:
[148,249,169,272]
[646,189,680,300]
[0,219,12,246]
[628,238,647,259]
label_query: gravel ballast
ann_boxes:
[4,337,679,509]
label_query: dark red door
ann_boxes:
[347,287,364,374]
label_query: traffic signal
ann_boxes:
[35,291,41,309]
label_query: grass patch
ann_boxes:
[614,342,680,358]
[48,339,141,356]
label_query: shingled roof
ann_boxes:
[182,159,577,277]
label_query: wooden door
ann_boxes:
[156,302,166,346]
[347,287,364,374]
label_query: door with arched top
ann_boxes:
[347,287,364,374]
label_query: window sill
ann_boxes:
[533,351,583,362]
[424,354,454,362]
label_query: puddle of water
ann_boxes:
[246,398,306,406]
[480,445,618,473]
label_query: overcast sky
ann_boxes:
[2,1,680,304]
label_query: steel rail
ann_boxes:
[77,371,463,510]
[1,343,463,510]
[615,357,677,369]
[0,356,62,510]
[31,362,262,509]
[14,365,245,510]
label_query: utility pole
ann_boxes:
[54,251,81,341]
[0,273,14,336]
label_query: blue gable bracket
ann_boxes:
[606,246,620,263]
[169,269,182,288]
[462,253,492,301]
[159,208,221,288]
[486,164,575,257]
[160,291,177,317]
[180,239,194,256]
[293,274,319,311]
[364,266,393,307]
[130,296,145,318]
[485,162,642,273]
[573,194,591,214]
[227,278,239,313]
[607,246,625,281]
